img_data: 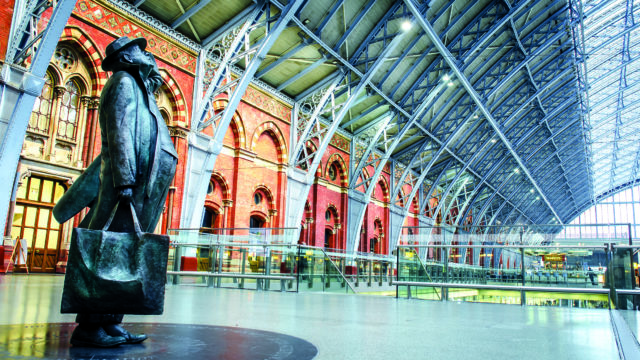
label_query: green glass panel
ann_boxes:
[25,207,37,227]
[22,228,34,245]
[54,184,65,203]
[60,106,68,121]
[47,231,58,249]
[67,123,75,139]
[12,205,24,226]
[28,178,41,201]
[35,229,47,249]
[50,214,60,230]
[16,181,26,200]
[38,114,49,131]
[40,99,50,115]
[29,113,37,128]
[38,209,50,228]
[41,180,53,203]
[10,226,21,240]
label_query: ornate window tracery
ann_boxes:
[28,73,53,134]
[57,80,80,141]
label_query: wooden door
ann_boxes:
[10,177,65,273]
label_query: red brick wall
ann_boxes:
[0,0,15,62]
[5,0,440,254]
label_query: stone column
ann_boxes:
[222,200,233,231]
[44,86,65,160]
[80,96,99,165]
[305,217,314,246]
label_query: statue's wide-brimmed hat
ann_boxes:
[102,36,147,71]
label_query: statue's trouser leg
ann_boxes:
[76,313,124,325]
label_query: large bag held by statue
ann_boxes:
[61,201,169,315]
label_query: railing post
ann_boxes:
[296,244,301,293]
[265,245,271,290]
[607,243,616,308]
[173,244,182,285]
[520,244,526,306]
[216,244,223,288]
[240,248,246,289]
[629,223,635,293]
[444,245,449,301]
[396,247,399,298]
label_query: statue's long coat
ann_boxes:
[54,70,177,232]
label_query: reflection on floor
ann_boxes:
[0,275,620,359]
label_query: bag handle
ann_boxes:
[102,200,143,235]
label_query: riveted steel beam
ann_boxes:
[405,0,564,224]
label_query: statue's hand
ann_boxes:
[118,187,134,202]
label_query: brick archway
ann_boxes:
[250,121,288,164]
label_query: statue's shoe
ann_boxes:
[70,326,126,347]
[103,324,148,344]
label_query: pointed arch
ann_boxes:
[211,171,231,200]
[250,121,288,164]
[158,69,189,125]
[253,184,276,208]
[325,153,348,187]
[326,203,340,222]
[376,176,390,202]
[211,98,246,149]
[59,26,106,96]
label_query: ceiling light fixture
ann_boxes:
[401,20,412,32]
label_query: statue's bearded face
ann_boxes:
[123,45,156,68]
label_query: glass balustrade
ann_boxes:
[165,224,640,310]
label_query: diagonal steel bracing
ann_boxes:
[181,0,304,228]
[405,0,564,226]
[0,0,77,240]
[285,3,414,234]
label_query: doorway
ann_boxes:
[324,228,334,249]
[10,177,65,273]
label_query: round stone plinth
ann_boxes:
[0,323,318,359]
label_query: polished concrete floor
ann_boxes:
[0,274,622,359]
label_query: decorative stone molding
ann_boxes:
[168,126,188,138]
[81,96,99,109]
[53,86,66,98]
[105,0,199,51]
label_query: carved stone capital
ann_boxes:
[53,86,66,98]
[81,96,100,109]
[168,126,188,138]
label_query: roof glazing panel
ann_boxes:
[578,0,640,196]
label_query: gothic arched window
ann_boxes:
[29,73,53,134]
[57,80,80,141]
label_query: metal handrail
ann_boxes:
[169,227,298,231]
[392,281,611,294]
[397,244,608,249]
[317,247,357,294]
[170,242,299,247]
[402,223,633,229]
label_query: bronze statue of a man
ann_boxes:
[53,37,178,347]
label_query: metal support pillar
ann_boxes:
[181,0,303,228]
[0,0,76,235]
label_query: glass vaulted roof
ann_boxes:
[578,0,640,197]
